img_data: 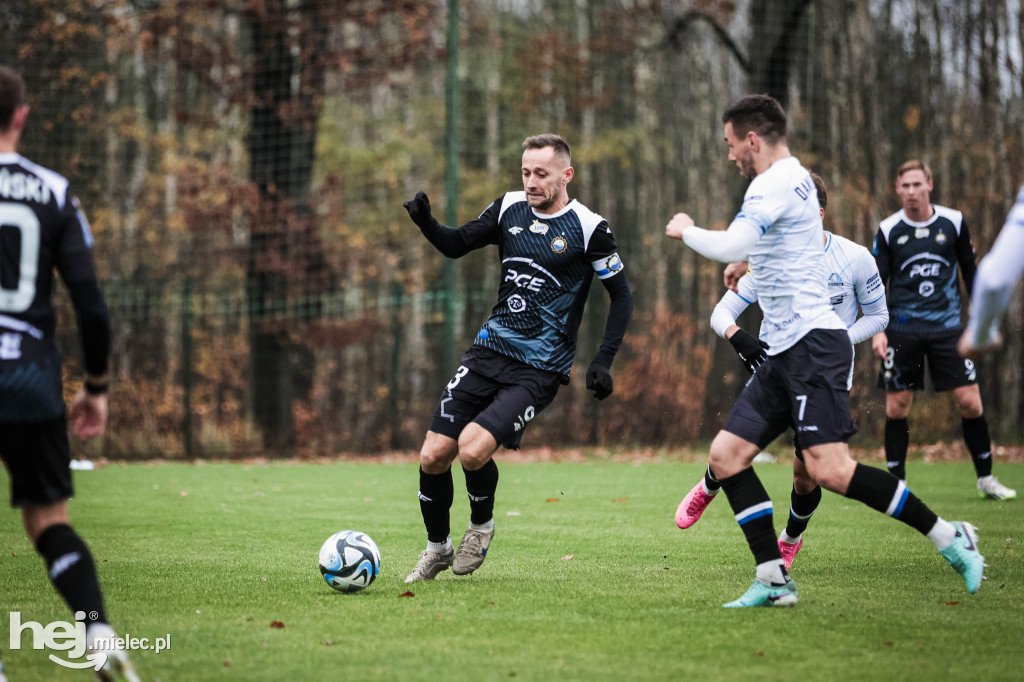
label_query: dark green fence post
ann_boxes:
[182,277,193,457]
[444,0,460,381]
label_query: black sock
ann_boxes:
[463,459,499,525]
[962,416,993,478]
[784,485,822,539]
[719,467,784,570]
[844,463,937,535]
[704,465,721,492]
[418,468,454,544]
[35,524,107,626]
[885,417,909,480]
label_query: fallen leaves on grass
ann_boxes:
[945,602,959,606]
[399,591,414,598]
[545,498,559,503]
[561,554,574,560]
[612,498,628,503]
[270,620,285,628]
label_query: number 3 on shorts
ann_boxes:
[446,365,469,390]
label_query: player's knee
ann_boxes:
[419,438,456,473]
[793,471,817,495]
[885,394,912,419]
[457,429,497,470]
[954,393,983,418]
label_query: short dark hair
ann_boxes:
[523,134,571,164]
[896,159,932,183]
[810,171,827,210]
[0,66,26,132]
[722,94,786,144]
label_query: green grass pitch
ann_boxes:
[1,459,1021,681]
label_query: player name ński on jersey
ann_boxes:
[454,191,624,377]
[874,204,975,333]
[712,231,888,347]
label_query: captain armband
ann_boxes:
[591,253,624,280]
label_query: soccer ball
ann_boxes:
[318,530,381,592]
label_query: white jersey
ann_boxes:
[966,183,1024,347]
[716,232,888,345]
[735,157,845,353]
[822,232,885,330]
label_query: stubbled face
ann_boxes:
[896,169,933,215]
[724,122,756,180]
[522,146,570,212]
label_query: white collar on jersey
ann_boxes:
[897,207,941,228]
[532,198,578,220]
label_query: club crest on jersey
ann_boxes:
[550,236,568,253]
[508,294,527,312]
[508,226,524,235]
[529,220,549,235]
[897,234,910,245]
[935,231,947,244]
[915,227,930,239]
[827,273,844,287]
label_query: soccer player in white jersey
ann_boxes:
[664,94,983,607]
[958,183,1024,358]
[675,173,888,571]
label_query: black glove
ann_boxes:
[586,363,614,400]
[403,191,433,229]
[728,328,769,374]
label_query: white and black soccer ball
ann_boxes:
[318,530,381,593]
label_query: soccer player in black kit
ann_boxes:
[872,160,1015,500]
[0,67,138,680]
[401,134,632,582]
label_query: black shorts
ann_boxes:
[429,347,562,450]
[0,415,73,508]
[878,328,977,392]
[724,329,858,450]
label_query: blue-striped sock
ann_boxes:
[844,463,937,535]
[719,467,787,584]
[782,485,821,542]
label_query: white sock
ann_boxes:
[977,475,993,485]
[755,559,788,586]
[701,480,719,496]
[927,518,957,550]
[469,519,494,533]
[427,537,453,554]
[779,530,801,545]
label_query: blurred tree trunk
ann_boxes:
[244,1,325,452]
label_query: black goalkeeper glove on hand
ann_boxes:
[728,328,769,374]
[586,363,614,400]
[403,191,433,229]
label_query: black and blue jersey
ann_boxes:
[418,191,628,379]
[873,205,976,334]
[0,153,110,421]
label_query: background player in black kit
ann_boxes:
[0,66,138,681]
[401,134,632,582]
[872,160,1015,500]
